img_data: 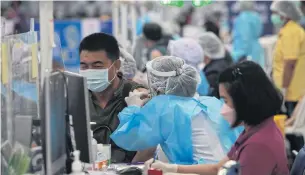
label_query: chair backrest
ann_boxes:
[290,146,305,175]
[291,95,305,129]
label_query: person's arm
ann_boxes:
[132,147,156,163]
[281,28,301,92]
[282,60,297,89]
[110,96,164,151]
[177,157,229,175]
[237,144,277,175]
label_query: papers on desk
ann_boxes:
[165,173,199,175]
[88,171,117,175]
[110,164,144,172]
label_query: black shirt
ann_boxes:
[203,58,232,97]
[89,78,144,163]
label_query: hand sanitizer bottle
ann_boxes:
[71,150,85,175]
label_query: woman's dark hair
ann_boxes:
[218,61,282,127]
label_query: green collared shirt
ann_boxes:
[89,78,144,163]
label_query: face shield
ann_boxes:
[146,58,182,97]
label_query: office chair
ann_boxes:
[290,145,305,175]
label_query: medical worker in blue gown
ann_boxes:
[167,38,209,96]
[111,56,242,165]
[231,1,265,68]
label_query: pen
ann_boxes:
[151,151,158,167]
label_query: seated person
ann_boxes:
[198,32,233,97]
[78,33,146,163]
[167,37,209,96]
[111,56,242,164]
[145,61,289,175]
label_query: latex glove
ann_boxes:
[125,90,149,107]
[143,159,178,175]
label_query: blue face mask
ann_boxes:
[80,63,116,92]
[271,14,285,27]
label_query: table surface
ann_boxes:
[87,164,199,175]
[88,172,199,175]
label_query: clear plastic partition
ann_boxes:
[1,31,39,174]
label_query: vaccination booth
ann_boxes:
[2,1,305,175]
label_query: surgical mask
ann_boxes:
[80,63,116,92]
[271,14,285,27]
[220,103,236,125]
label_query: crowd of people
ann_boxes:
[76,1,305,174]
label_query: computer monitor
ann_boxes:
[41,72,67,175]
[64,71,92,163]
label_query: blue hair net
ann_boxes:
[111,95,242,164]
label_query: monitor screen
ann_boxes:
[41,72,67,175]
[64,71,92,163]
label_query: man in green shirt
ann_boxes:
[79,33,146,163]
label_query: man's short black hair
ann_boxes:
[218,61,282,127]
[143,23,163,41]
[79,33,120,61]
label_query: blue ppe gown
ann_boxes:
[197,71,209,96]
[111,95,243,165]
[231,11,265,68]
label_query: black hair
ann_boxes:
[204,20,220,38]
[79,33,120,61]
[218,61,282,127]
[143,23,163,41]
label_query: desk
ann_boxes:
[87,164,199,175]
[88,172,198,175]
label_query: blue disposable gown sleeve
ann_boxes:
[232,16,252,62]
[197,71,209,96]
[111,98,171,151]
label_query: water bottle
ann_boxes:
[91,131,98,169]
